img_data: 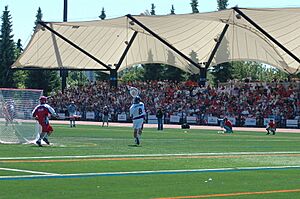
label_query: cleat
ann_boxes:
[43,138,50,145]
[36,140,42,147]
[266,133,270,135]
[136,137,140,145]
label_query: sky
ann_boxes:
[0,0,300,47]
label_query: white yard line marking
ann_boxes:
[0,167,57,175]
[0,151,300,160]
[0,165,300,180]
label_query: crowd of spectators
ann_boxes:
[48,80,300,127]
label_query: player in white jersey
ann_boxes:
[129,96,146,145]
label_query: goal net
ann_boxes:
[0,88,43,144]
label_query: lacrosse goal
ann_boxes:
[0,88,43,144]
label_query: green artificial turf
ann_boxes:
[0,124,299,199]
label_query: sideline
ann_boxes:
[1,153,300,163]
[51,120,300,133]
[7,119,299,133]
[0,165,299,181]
[1,151,300,160]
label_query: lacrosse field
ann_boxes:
[0,123,299,199]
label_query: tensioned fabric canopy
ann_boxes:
[12,7,300,74]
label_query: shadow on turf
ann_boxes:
[128,144,141,147]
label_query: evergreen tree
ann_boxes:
[143,50,162,80]
[0,6,16,87]
[163,65,185,81]
[162,50,185,81]
[143,63,162,80]
[25,69,59,95]
[13,38,27,88]
[150,4,155,15]
[170,5,175,15]
[95,71,109,81]
[217,0,229,11]
[99,7,106,20]
[119,66,144,82]
[15,39,23,57]
[188,50,200,81]
[211,62,232,84]
[33,7,42,31]
[67,71,89,86]
[25,7,59,95]
[190,0,199,13]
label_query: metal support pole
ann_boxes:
[63,0,68,22]
[115,31,138,71]
[205,24,229,69]
[109,69,118,88]
[61,0,68,93]
[233,7,300,65]
[126,14,201,69]
[38,22,110,69]
[199,67,207,87]
[199,24,229,86]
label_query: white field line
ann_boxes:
[0,151,300,160]
[0,167,57,175]
[1,165,300,180]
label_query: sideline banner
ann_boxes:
[86,111,95,120]
[170,115,180,123]
[58,113,66,119]
[148,115,158,124]
[245,118,256,126]
[286,119,298,128]
[207,116,218,125]
[117,114,127,121]
[187,116,197,124]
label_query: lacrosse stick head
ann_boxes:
[128,86,140,98]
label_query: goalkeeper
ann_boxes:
[32,96,58,147]
[3,99,16,126]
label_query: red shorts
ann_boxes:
[41,124,53,133]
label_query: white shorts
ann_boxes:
[133,118,144,129]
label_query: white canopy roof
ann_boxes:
[12,7,300,74]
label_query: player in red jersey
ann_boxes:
[32,96,58,147]
[223,118,233,133]
[266,119,276,135]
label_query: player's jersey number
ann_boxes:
[138,108,143,115]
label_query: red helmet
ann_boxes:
[39,96,47,103]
